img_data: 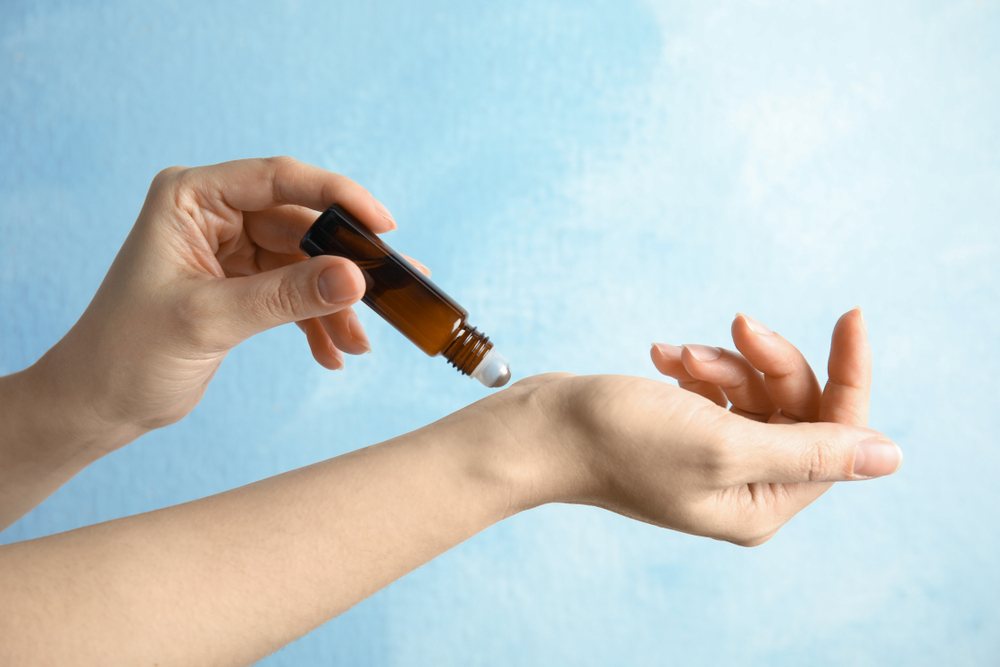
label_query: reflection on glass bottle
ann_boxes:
[301,205,511,388]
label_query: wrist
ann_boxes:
[465,373,668,515]
[21,346,146,460]
[438,375,586,519]
[0,368,108,528]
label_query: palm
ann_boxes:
[650,308,872,543]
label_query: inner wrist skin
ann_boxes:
[440,381,581,520]
[0,355,145,529]
[29,346,147,459]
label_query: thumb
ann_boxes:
[209,255,365,345]
[735,420,903,484]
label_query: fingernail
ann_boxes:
[410,259,431,277]
[740,313,772,335]
[325,344,345,371]
[348,311,372,353]
[854,306,867,332]
[853,438,903,477]
[684,344,722,361]
[652,343,681,360]
[318,264,363,305]
[371,196,397,229]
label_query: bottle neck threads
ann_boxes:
[442,325,492,376]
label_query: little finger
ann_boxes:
[319,308,372,355]
[680,345,778,421]
[651,343,728,408]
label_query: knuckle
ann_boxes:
[152,165,187,185]
[167,167,207,217]
[769,351,800,379]
[700,450,728,485]
[169,290,219,350]
[262,274,308,320]
[266,156,299,202]
[803,437,843,482]
[267,155,297,168]
[147,166,191,207]
[697,437,738,486]
[826,399,868,427]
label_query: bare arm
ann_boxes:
[1,359,900,666]
[1,410,515,666]
[0,368,137,530]
[0,158,902,666]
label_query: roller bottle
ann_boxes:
[301,205,511,388]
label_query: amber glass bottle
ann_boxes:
[301,205,511,388]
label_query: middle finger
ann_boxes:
[731,314,822,423]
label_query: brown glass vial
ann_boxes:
[301,205,511,388]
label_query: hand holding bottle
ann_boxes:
[0,157,421,528]
[43,158,408,437]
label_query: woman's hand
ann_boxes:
[41,157,429,441]
[0,157,432,529]
[0,309,903,663]
[480,308,901,546]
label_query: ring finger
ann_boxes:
[679,345,778,421]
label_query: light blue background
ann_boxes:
[2,1,998,664]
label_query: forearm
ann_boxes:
[0,360,141,531]
[0,411,523,667]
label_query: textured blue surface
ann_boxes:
[2,1,999,665]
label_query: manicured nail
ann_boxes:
[325,346,345,371]
[853,438,903,477]
[739,313,772,335]
[652,343,682,360]
[318,264,363,304]
[412,260,431,277]
[854,306,867,332]
[684,344,722,361]
[347,311,371,353]
[371,196,397,229]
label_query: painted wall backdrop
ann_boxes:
[2,1,998,665]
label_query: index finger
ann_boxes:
[819,308,871,427]
[185,156,396,234]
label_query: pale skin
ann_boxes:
[0,157,902,666]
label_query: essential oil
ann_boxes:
[301,205,511,388]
